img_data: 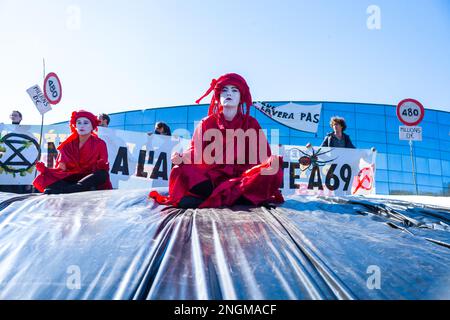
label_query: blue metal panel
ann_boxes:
[387,154,402,171]
[108,113,126,129]
[355,113,385,131]
[377,153,388,170]
[143,109,156,125]
[354,103,385,115]
[124,111,144,125]
[323,102,355,113]
[155,107,188,123]
[437,110,450,125]
[375,181,389,194]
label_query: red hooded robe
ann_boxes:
[33,110,113,192]
[149,73,284,208]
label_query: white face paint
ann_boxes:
[220,85,240,109]
[76,117,93,136]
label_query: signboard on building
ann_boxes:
[254,102,322,133]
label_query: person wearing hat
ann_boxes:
[33,110,113,194]
[149,73,284,208]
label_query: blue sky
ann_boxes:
[1,0,449,124]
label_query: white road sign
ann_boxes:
[26,85,52,115]
[399,126,422,141]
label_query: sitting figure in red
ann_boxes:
[33,110,113,194]
[149,73,284,208]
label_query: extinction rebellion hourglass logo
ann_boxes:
[0,133,41,177]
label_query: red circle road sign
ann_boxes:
[396,98,424,126]
[43,72,62,105]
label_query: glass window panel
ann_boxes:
[323,102,355,113]
[187,105,208,123]
[416,138,439,151]
[441,151,450,161]
[386,133,402,144]
[401,155,413,172]
[418,174,442,187]
[414,147,439,158]
[355,114,385,131]
[388,171,413,184]
[108,112,126,128]
[418,185,443,196]
[143,109,155,124]
[376,169,389,182]
[387,143,410,155]
[155,107,188,124]
[356,130,387,143]
[354,104,385,115]
[387,154,402,171]
[389,183,415,195]
[375,182,389,195]
[385,117,400,133]
[442,160,450,176]
[124,111,143,125]
[438,125,450,141]
[289,128,323,138]
[384,105,397,118]
[440,139,450,151]
[415,157,429,174]
[421,122,439,138]
[377,153,387,170]
[422,110,437,123]
[442,175,450,187]
[437,111,450,125]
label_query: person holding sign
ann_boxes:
[148,121,171,136]
[98,113,110,127]
[9,110,22,125]
[149,73,284,208]
[320,116,355,148]
[33,110,112,194]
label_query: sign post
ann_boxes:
[397,98,425,195]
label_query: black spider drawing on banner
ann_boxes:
[290,147,337,172]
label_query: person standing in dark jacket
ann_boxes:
[321,116,355,148]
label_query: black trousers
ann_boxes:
[187,179,253,205]
[44,170,108,194]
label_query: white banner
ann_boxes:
[254,102,322,133]
[1,124,376,196]
[0,124,189,189]
[281,145,377,196]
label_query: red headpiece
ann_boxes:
[69,110,99,133]
[195,73,253,118]
[58,110,100,150]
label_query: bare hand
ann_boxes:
[57,162,67,171]
[171,152,183,165]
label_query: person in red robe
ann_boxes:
[33,110,112,194]
[149,73,284,208]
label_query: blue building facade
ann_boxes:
[105,101,450,196]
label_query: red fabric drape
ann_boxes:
[149,112,284,207]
